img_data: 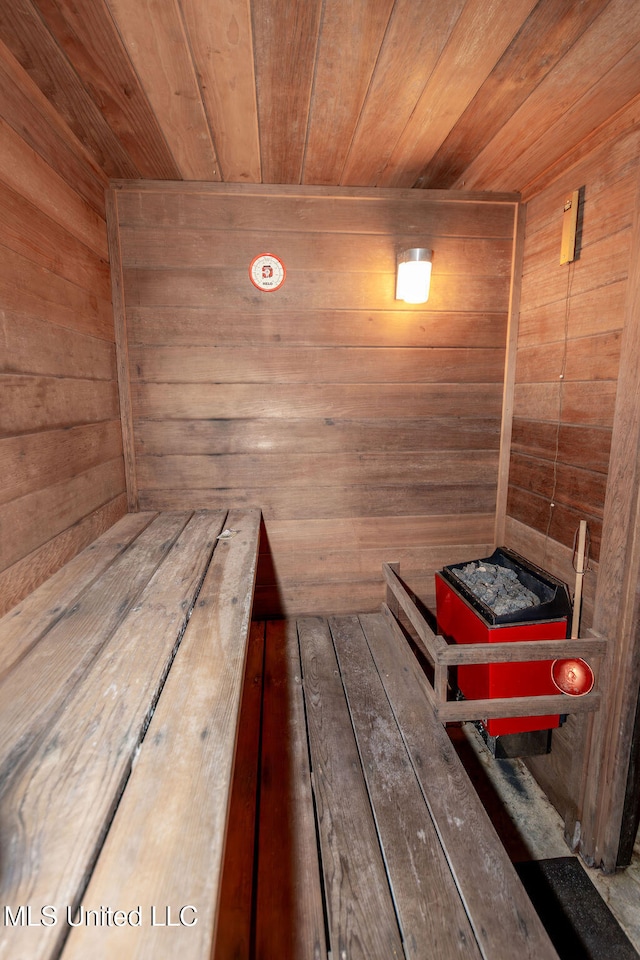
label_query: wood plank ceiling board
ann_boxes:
[339,0,466,186]
[29,0,181,179]
[301,0,396,186]
[0,0,140,179]
[419,0,610,189]
[104,0,220,181]
[180,0,260,182]
[485,38,640,198]
[378,0,539,188]
[252,0,323,184]
[455,0,640,191]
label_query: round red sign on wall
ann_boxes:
[249,253,286,291]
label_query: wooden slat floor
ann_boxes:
[216,614,559,960]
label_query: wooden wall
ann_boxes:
[0,40,125,616]
[112,182,517,618]
[499,110,640,833]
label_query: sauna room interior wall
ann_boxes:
[114,183,515,618]
[502,123,638,817]
[0,44,125,617]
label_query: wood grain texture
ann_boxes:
[0,495,128,618]
[379,0,538,187]
[579,155,640,870]
[302,0,394,186]
[0,35,107,212]
[0,512,222,960]
[0,421,123,505]
[0,513,191,785]
[330,614,482,958]
[116,182,514,617]
[0,0,636,203]
[125,305,507,348]
[340,0,466,186]
[254,619,327,960]
[107,188,138,510]
[1,315,115,380]
[495,202,525,545]
[297,615,404,959]
[0,377,120,436]
[0,0,139,179]
[251,0,321,184]
[131,381,504,421]
[0,114,108,258]
[179,0,258,181]
[137,484,498,521]
[136,451,499,490]
[0,511,154,676]
[29,0,181,179]
[361,610,560,960]
[0,43,124,603]
[214,620,265,960]
[500,110,640,855]
[129,344,505,384]
[60,509,260,960]
[421,0,609,189]
[114,184,517,235]
[0,242,112,339]
[0,179,110,297]
[135,418,501,455]
[0,458,126,570]
[104,0,219,181]
[453,0,640,192]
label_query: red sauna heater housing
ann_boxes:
[435,549,572,737]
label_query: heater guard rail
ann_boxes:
[382,562,604,724]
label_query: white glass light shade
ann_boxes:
[396,248,432,303]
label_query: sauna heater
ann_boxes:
[435,549,572,736]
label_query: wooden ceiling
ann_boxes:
[2,0,640,195]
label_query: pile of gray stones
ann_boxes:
[455,561,541,617]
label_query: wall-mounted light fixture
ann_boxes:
[396,248,432,303]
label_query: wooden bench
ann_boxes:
[2,526,561,960]
[239,613,560,960]
[0,508,260,960]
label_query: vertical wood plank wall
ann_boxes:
[112,182,517,618]
[501,117,640,821]
[0,42,126,616]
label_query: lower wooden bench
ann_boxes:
[0,508,260,960]
[221,614,560,960]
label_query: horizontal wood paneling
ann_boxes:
[136,418,501,455]
[115,186,517,235]
[0,495,129,619]
[0,42,125,613]
[0,179,111,295]
[500,118,640,828]
[137,486,497,521]
[1,316,116,380]
[0,421,123,505]
[132,382,504,421]
[0,458,126,571]
[117,182,515,616]
[0,377,120,435]
[126,307,506,348]
[130,344,505,384]
[137,451,499,490]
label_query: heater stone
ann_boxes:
[455,561,541,617]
